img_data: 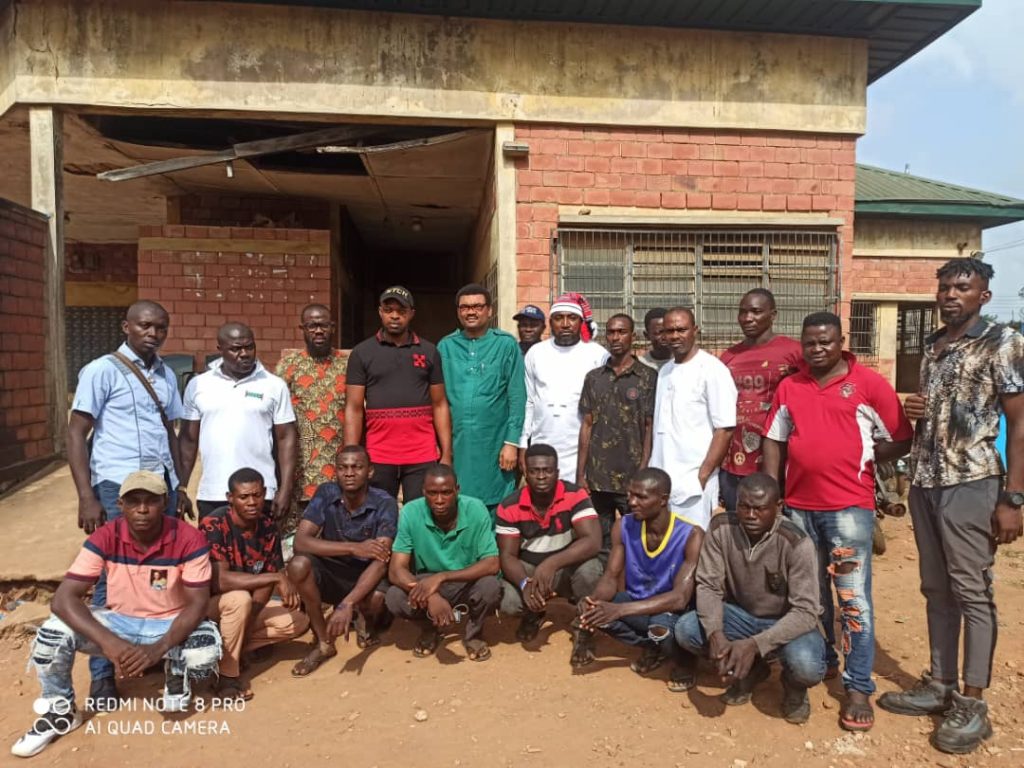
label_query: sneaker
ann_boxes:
[780,673,811,724]
[87,677,120,713]
[878,673,955,716]
[933,691,993,755]
[161,661,190,713]
[722,658,771,706]
[11,698,82,758]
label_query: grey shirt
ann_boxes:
[696,513,821,656]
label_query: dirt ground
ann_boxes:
[1,514,1022,768]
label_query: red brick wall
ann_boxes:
[137,225,331,369]
[513,125,856,321]
[173,194,331,230]
[0,199,55,479]
[848,256,945,298]
[66,242,138,283]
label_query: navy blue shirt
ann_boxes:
[302,484,399,565]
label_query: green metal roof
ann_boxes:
[231,0,980,83]
[856,164,1024,226]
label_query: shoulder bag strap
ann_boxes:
[110,350,174,434]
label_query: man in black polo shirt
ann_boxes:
[344,286,452,502]
[285,445,399,677]
[577,313,657,553]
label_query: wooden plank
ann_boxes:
[66,281,138,307]
[138,237,330,255]
[29,107,68,452]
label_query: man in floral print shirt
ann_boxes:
[277,304,348,535]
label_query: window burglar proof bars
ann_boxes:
[554,227,839,351]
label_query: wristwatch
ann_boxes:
[1001,490,1024,508]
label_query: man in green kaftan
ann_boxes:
[438,284,526,520]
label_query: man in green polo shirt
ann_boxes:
[385,465,501,661]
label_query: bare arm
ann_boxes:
[389,551,500,590]
[212,561,280,594]
[536,516,601,572]
[588,518,625,602]
[698,427,734,488]
[177,419,201,488]
[388,551,418,593]
[612,527,703,618]
[874,438,912,464]
[67,411,103,533]
[996,392,1024,544]
[343,384,366,446]
[761,437,783,483]
[640,415,653,469]
[576,412,594,488]
[430,383,453,466]
[271,421,298,518]
[293,520,391,561]
[497,534,528,591]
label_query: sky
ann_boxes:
[857,0,1024,321]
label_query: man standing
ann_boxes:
[345,286,452,502]
[439,284,525,518]
[179,322,298,520]
[497,444,603,652]
[520,293,608,480]
[638,308,672,372]
[286,445,398,677]
[386,465,501,661]
[674,474,825,724]
[513,304,546,355]
[650,306,737,529]
[11,471,220,758]
[577,314,657,550]
[877,258,1024,755]
[576,468,702,690]
[762,312,913,732]
[719,289,802,510]
[276,303,349,534]
[201,468,309,700]
[66,299,191,704]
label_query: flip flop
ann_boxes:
[630,647,665,675]
[290,643,337,677]
[569,629,596,668]
[413,627,441,658]
[216,676,254,702]
[667,664,697,693]
[840,696,875,732]
[463,638,492,662]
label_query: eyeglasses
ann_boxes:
[301,322,333,331]
[457,303,488,312]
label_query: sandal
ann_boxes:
[630,646,665,675]
[516,612,546,643]
[290,642,337,677]
[413,627,441,658]
[463,638,492,662]
[840,693,875,732]
[667,662,697,693]
[569,629,596,668]
[216,675,254,702]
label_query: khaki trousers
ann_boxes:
[207,590,309,677]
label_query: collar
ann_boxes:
[211,358,266,384]
[738,513,782,553]
[329,484,378,518]
[516,481,566,514]
[794,350,858,380]
[375,329,420,347]
[925,317,990,346]
[117,342,164,372]
[227,507,262,533]
[423,498,467,533]
[602,354,643,376]
[113,515,174,558]
[458,327,494,342]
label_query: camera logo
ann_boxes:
[31,696,75,736]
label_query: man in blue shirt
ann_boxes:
[66,300,191,706]
[286,445,398,677]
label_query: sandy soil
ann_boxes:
[1,515,1022,768]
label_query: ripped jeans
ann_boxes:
[785,506,875,695]
[30,609,221,704]
[597,592,684,659]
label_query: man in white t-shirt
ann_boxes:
[179,323,298,520]
[650,307,737,529]
[519,294,608,481]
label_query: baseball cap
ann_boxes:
[379,285,414,308]
[119,470,167,498]
[513,304,545,322]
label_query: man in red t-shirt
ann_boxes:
[763,312,912,734]
[719,289,801,510]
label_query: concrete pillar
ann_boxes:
[29,107,67,454]
[493,123,518,333]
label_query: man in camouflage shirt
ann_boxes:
[879,258,1024,755]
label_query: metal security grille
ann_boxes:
[482,261,499,328]
[65,306,129,391]
[849,300,880,360]
[555,227,838,350]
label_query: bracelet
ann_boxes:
[519,576,531,592]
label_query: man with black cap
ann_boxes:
[345,286,452,503]
[513,304,546,355]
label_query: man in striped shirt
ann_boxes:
[497,443,603,657]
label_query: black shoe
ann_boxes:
[933,692,993,755]
[722,658,771,706]
[781,673,811,724]
[87,677,120,713]
[878,673,955,716]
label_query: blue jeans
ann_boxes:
[598,592,683,658]
[674,603,826,687]
[785,506,875,695]
[30,608,220,703]
[89,480,177,681]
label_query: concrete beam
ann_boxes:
[29,107,67,454]
[493,124,518,334]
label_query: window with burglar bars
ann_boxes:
[849,300,879,360]
[555,228,838,350]
[482,261,499,328]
